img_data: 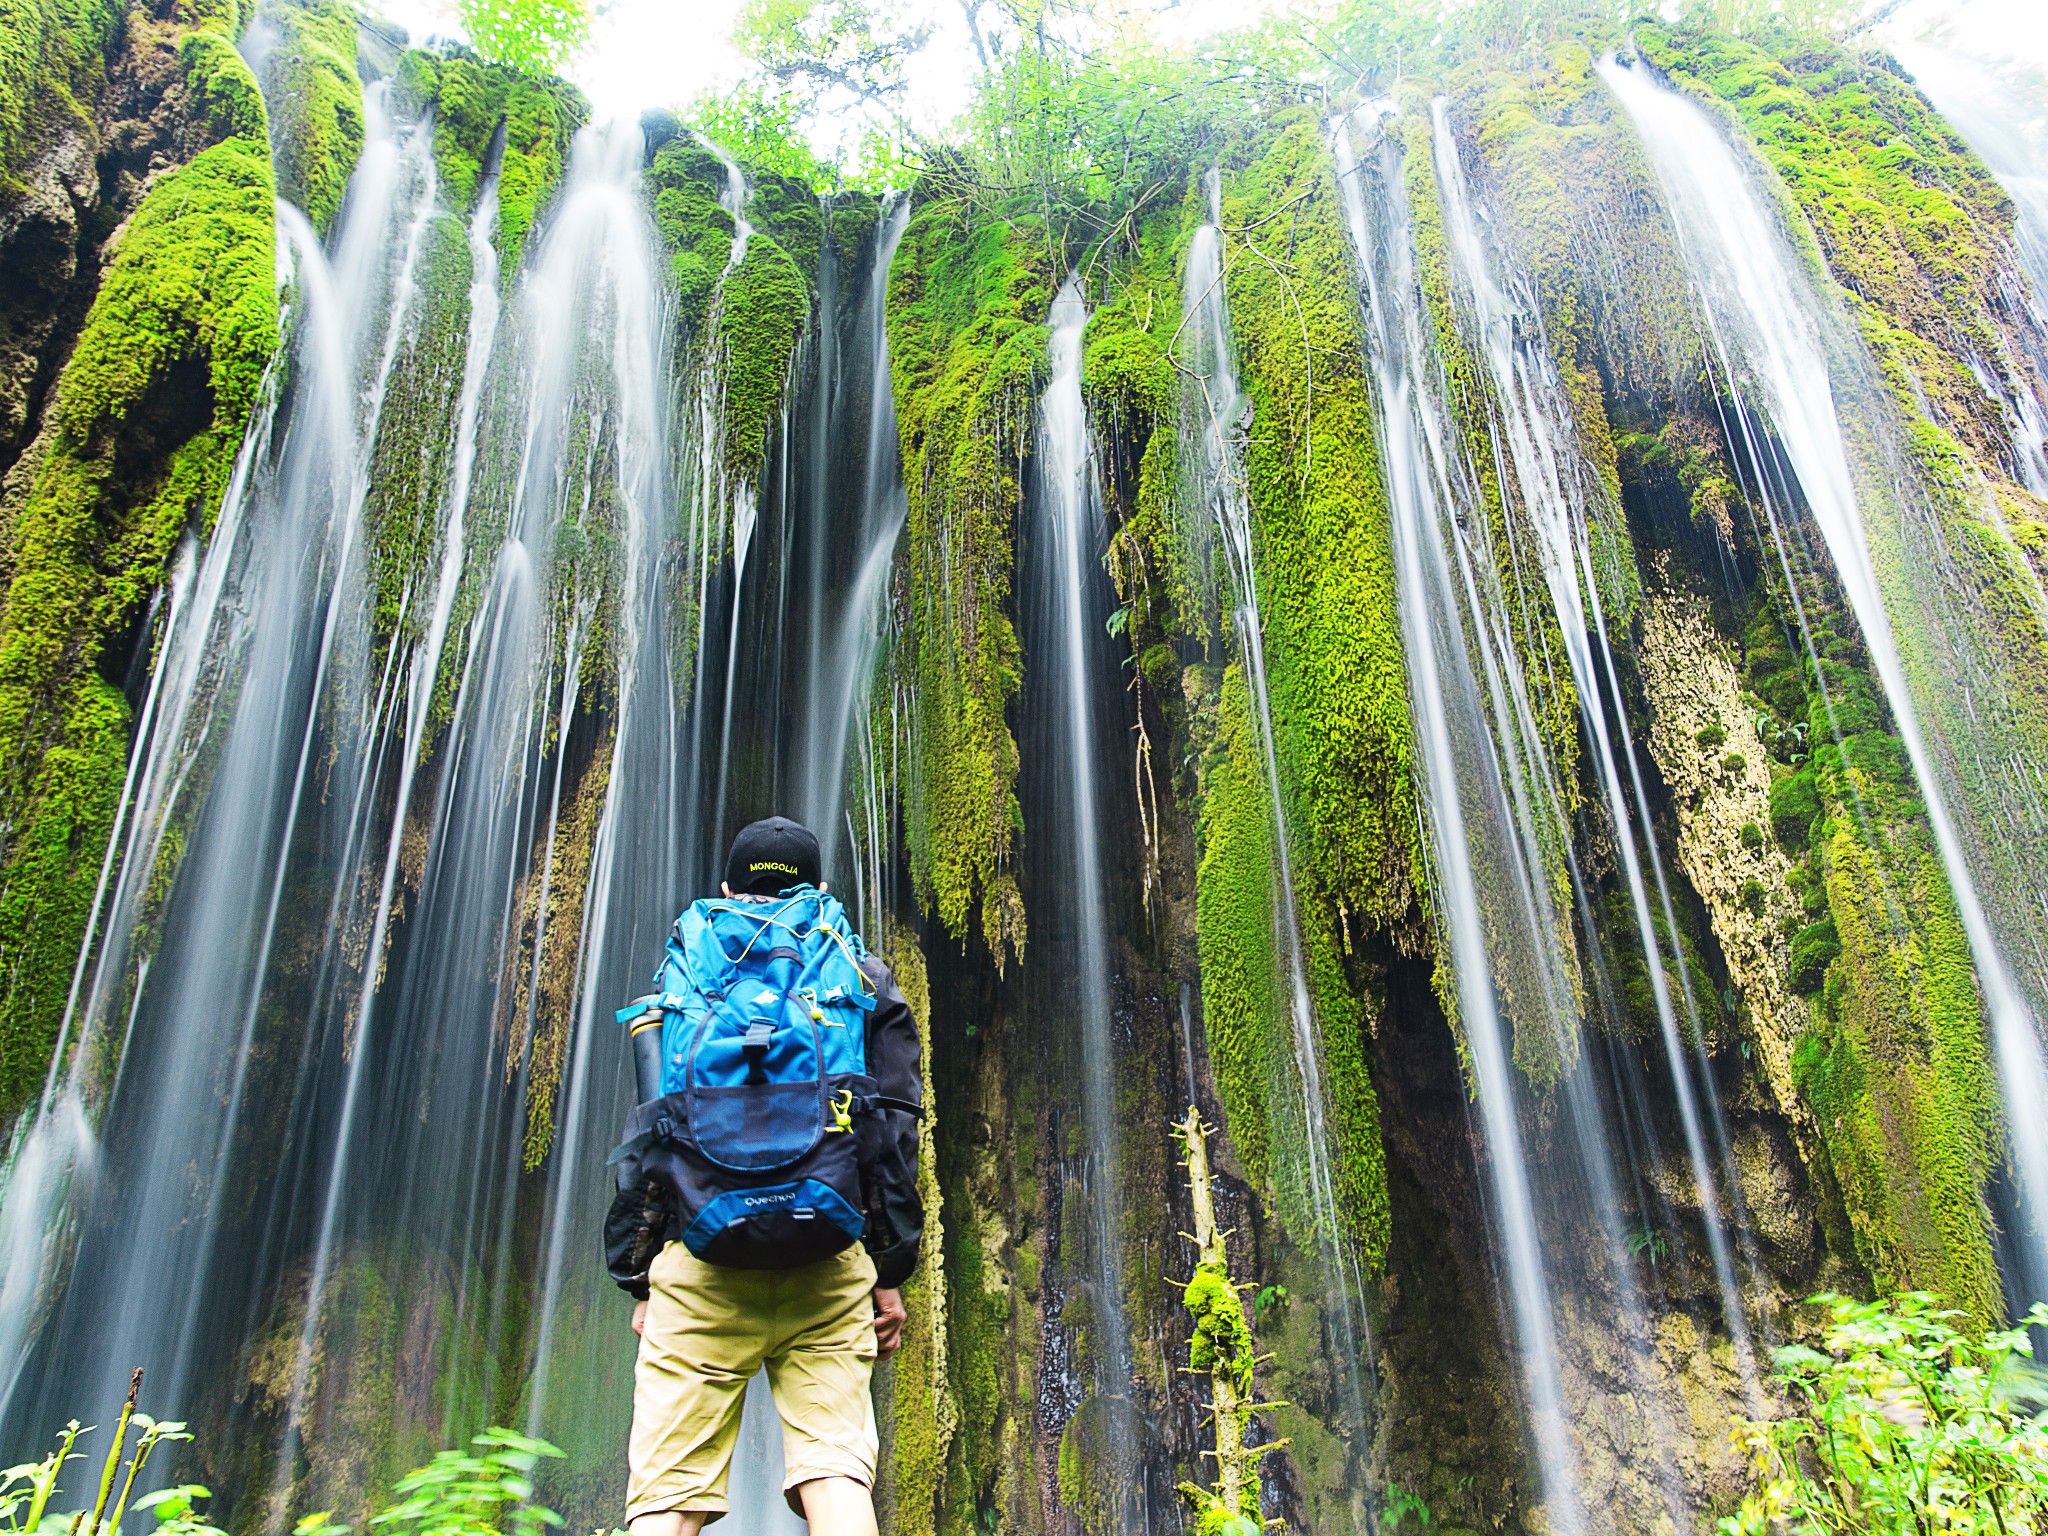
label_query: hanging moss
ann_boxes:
[392,47,583,274]
[0,94,278,1115]
[645,135,735,339]
[643,136,814,490]
[256,0,363,234]
[886,198,1048,966]
[828,192,882,269]
[1193,662,1389,1270]
[745,166,823,288]
[1218,110,1418,939]
[718,234,808,483]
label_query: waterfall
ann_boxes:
[800,195,911,889]
[1426,99,1762,1406]
[1177,168,1374,1450]
[0,85,446,1441]
[1034,274,1141,1524]
[1603,53,2048,1300]
[1332,102,1588,1535]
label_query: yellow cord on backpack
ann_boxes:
[828,1089,855,1134]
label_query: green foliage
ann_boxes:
[2,1407,207,1536]
[1383,1483,1433,1532]
[257,0,364,234]
[456,0,588,78]
[1720,1292,2048,1535]
[688,83,840,193]
[1625,1224,1669,1264]
[366,1431,566,1536]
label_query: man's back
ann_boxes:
[606,816,921,1536]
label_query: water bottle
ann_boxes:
[617,998,665,1103]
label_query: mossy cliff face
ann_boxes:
[0,0,285,1121]
[391,46,582,273]
[251,0,362,233]
[644,130,816,513]
[886,199,1045,965]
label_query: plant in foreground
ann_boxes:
[5,1372,588,1536]
[1720,1291,2048,1534]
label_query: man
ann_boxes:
[606,816,923,1536]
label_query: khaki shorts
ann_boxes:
[626,1241,879,1522]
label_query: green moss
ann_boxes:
[886,198,1048,965]
[1710,520,2004,1319]
[744,167,823,287]
[181,28,269,145]
[1194,663,1389,1269]
[394,47,583,272]
[645,135,817,498]
[1796,821,2000,1325]
[0,0,122,202]
[1770,768,1821,850]
[0,124,277,1117]
[256,0,363,234]
[1788,916,1838,993]
[717,234,808,482]
[646,136,735,337]
[1219,110,1418,937]
[828,192,881,266]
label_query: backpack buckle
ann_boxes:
[742,1019,774,1084]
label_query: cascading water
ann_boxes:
[1176,169,1374,1455]
[1603,53,2048,1301]
[0,83,922,1525]
[799,195,911,890]
[1,84,444,1442]
[1332,103,1587,1536]
[1426,99,1762,1405]
[1033,274,1142,1526]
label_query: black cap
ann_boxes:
[723,816,821,896]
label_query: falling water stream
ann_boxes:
[1034,275,1141,1526]
[1426,99,1762,1406]
[1333,104,1588,1536]
[1603,53,2048,1301]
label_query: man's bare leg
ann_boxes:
[795,1477,878,1536]
[629,1513,708,1536]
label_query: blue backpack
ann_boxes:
[610,887,880,1269]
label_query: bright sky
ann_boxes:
[368,0,2048,133]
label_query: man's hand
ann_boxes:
[632,1298,649,1336]
[872,1288,906,1356]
